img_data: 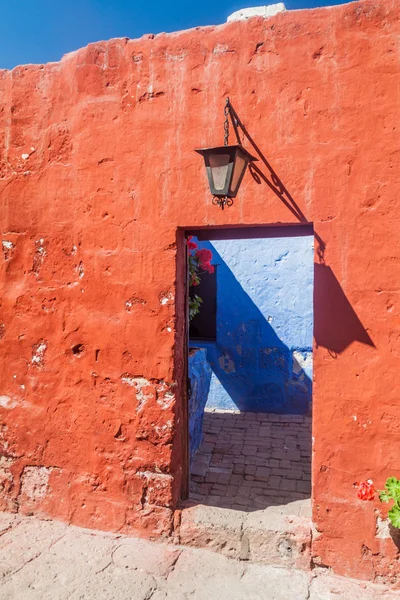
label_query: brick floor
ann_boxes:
[190,410,312,511]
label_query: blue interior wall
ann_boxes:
[191,234,314,414]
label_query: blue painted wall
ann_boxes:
[188,348,212,462]
[190,234,314,414]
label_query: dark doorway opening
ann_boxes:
[189,267,217,341]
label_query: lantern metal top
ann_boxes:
[195,144,258,163]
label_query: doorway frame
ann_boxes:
[179,222,314,502]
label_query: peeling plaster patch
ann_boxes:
[159,292,173,305]
[136,471,173,507]
[42,297,56,313]
[121,375,154,411]
[0,456,14,494]
[156,391,175,410]
[137,471,172,482]
[20,466,55,503]
[121,374,136,387]
[376,516,391,539]
[32,238,47,275]
[154,424,170,437]
[36,238,45,253]
[0,395,18,409]
[31,340,47,367]
[0,426,9,452]
[155,380,176,410]
[2,240,15,260]
[21,153,30,160]
[63,245,77,257]
[218,354,236,374]
[133,378,153,411]
[138,91,165,102]
[132,52,143,63]
[166,327,172,333]
[125,296,146,311]
[0,456,14,470]
[213,44,234,55]
[166,53,186,61]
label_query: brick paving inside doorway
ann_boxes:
[190,410,312,511]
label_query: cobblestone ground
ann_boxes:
[0,513,398,600]
[190,410,312,510]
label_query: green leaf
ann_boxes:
[388,505,400,529]
[188,294,203,321]
[379,491,390,503]
[385,477,400,502]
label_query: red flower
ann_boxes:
[196,248,214,272]
[186,236,198,251]
[355,480,376,501]
[196,248,212,264]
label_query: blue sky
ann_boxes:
[1,0,350,70]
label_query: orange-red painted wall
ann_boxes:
[0,0,399,582]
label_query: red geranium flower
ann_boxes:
[196,248,214,272]
[186,236,198,251]
[355,480,376,501]
[196,248,212,264]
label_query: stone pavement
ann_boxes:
[190,410,311,510]
[0,512,398,600]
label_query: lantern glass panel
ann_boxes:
[230,153,247,194]
[209,153,231,191]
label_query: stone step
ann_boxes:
[175,499,312,571]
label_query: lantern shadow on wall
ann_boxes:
[194,99,375,356]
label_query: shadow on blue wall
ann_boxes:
[191,243,312,415]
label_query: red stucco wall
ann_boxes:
[0,0,399,582]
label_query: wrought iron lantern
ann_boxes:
[195,98,257,209]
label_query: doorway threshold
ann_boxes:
[175,499,312,570]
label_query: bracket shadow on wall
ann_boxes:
[191,101,375,356]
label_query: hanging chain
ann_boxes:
[216,98,232,208]
[223,97,230,146]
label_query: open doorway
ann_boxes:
[186,226,313,512]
